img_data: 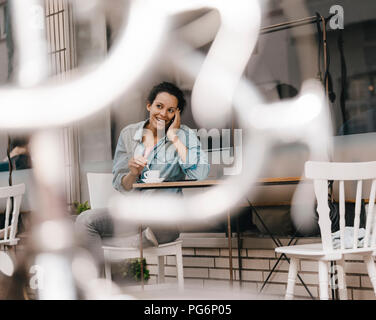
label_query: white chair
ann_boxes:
[276,161,376,300]
[87,172,184,290]
[0,184,25,248]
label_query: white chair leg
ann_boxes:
[318,260,329,300]
[364,255,376,295]
[175,245,184,291]
[104,260,112,281]
[157,256,165,284]
[337,258,348,300]
[285,257,298,300]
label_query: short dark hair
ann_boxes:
[147,82,186,113]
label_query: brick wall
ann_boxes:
[145,233,376,300]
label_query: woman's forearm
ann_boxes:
[121,172,139,191]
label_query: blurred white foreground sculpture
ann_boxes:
[0,0,334,300]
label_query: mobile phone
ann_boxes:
[165,114,176,131]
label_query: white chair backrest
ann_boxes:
[0,184,25,242]
[0,169,34,212]
[87,173,119,209]
[305,161,376,252]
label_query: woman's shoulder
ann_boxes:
[120,120,145,132]
[117,120,146,144]
[179,124,198,135]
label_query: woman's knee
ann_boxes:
[75,208,110,232]
[75,209,93,228]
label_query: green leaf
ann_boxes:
[127,258,150,281]
[74,200,91,214]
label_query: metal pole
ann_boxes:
[320,15,330,102]
[261,15,317,31]
[260,16,318,35]
[227,211,233,286]
[139,225,144,290]
[236,216,242,286]
[260,13,334,36]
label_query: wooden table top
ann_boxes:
[133,176,303,189]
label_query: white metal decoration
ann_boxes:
[1,0,334,299]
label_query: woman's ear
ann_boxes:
[146,103,151,112]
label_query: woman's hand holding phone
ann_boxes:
[167,109,181,142]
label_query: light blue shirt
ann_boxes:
[112,119,210,193]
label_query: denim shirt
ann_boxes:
[112,120,210,193]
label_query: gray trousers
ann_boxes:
[74,208,180,267]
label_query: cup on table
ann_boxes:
[144,170,160,181]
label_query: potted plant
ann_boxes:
[128,258,150,282]
[71,201,91,220]
[113,258,150,285]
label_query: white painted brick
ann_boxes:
[300,260,318,272]
[345,262,368,275]
[183,256,215,268]
[215,257,239,269]
[144,234,376,300]
[350,256,375,262]
[241,270,263,282]
[247,249,276,258]
[195,248,220,256]
[257,283,286,296]
[298,272,319,285]
[166,256,176,265]
[270,259,290,272]
[145,256,158,265]
[262,271,288,284]
[165,266,177,276]
[345,275,361,287]
[294,284,318,298]
[147,275,157,285]
[184,267,209,278]
[148,265,158,275]
[347,288,353,300]
[148,265,178,277]
[360,275,373,288]
[209,268,239,280]
[242,237,276,249]
[352,289,376,300]
[182,248,195,255]
[242,258,269,270]
[219,249,247,257]
[182,237,229,249]
[344,254,365,261]
[239,281,258,292]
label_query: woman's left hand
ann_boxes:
[167,109,181,142]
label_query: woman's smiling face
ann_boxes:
[146,92,178,131]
